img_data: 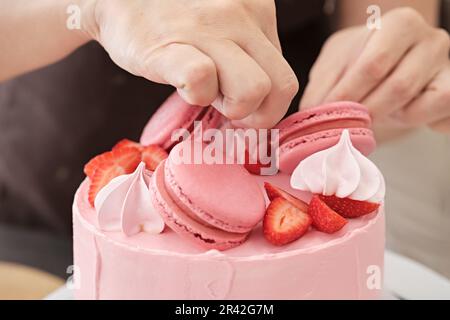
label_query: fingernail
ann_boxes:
[211,94,225,114]
[176,87,192,104]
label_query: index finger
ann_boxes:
[324,10,425,103]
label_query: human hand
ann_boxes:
[83,0,298,128]
[300,8,450,133]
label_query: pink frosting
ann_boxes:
[73,174,385,299]
[95,162,165,236]
[291,130,385,202]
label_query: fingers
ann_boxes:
[362,36,448,120]
[323,11,424,104]
[96,0,293,127]
[396,66,450,126]
[300,27,365,109]
[196,38,272,121]
[141,34,291,129]
[140,43,219,107]
[234,31,299,128]
[430,117,450,134]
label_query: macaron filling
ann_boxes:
[279,127,374,153]
[279,118,370,146]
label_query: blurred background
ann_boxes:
[0,0,449,299]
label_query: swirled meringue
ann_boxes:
[95,162,165,236]
[291,130,385,202]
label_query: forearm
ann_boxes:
[335,0,440,29]
[0,0,96,82]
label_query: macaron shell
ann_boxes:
[167,141,266,231]
[279,128,376,173]
[276,102,372,143]
[150,160,248,251]
[140,92,204,148]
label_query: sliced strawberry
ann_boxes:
[263,197,312,246]
[85,139,141,179]
[88,147,141,206]
[112,139,143,151]
[114,139,167,171]
[84,151,113,180]
[308,195,347,234]
[318,195,380,218]
[264,182,309,212]
[141,145,168,171]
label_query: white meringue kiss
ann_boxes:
[291,130,385,202]
[95,162,164,236]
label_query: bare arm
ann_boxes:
[0,0,96,82]
[302,0,450,137]
[0,0,299,129]
[336,0,440,28]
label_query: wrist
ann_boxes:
[48,0,98,48]
[78,0,99,41]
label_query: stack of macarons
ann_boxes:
[84,93,378,251]
[274,101,376,173]
[149,139,266,250]
[141,94,376,175]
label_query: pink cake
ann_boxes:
[73,100,385,300]
[73,172,384,299]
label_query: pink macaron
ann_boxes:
[140,92,225,150]
[149,139,266,251]
[275,101,376,173]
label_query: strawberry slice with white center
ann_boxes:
[88,147,141,206]
[264,182,309,212]
[263,197,312,246]
[308,195,347,234]
[319,195,380,218]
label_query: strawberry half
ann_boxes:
[308,195,347,234]
[114,139,168,171]
[319,195,380,218]
[84,140,141,180]
[84,151,111,180]
[263,197,312,246]
[112,138,142,151]
[264,182,309,212]
[88,147,141,206]
[141,145,168,171]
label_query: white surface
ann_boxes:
[384,250,450,300]
[45,250,450,300]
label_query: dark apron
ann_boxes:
[0,0,329,234]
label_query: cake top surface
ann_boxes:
[81,99,385,253]
[76,172,382,259]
